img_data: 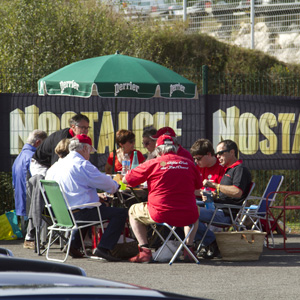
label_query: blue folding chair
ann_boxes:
[239,175,284,246]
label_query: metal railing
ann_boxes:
[115,0,300,64]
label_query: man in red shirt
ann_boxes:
[123,135,201,263]
[190,139,225,192]
[150,127,193,162]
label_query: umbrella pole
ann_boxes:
[112,98,118,174]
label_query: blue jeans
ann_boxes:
[72,205,128,250]
[195,207,231,246]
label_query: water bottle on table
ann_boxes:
[121,153,130,175]
[203,187,215,210]
[131,151,139,169]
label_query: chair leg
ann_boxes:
[46,228,71,263]
[152,224,199,265]
[168,224,199,265]
[35,227,41,255]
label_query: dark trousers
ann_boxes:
[72,206,128,250]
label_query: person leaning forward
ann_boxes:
[46,134,128,261]
[31,113,90,175]
[123,134,202,263]
[195,139,252,258]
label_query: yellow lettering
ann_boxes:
[132,112,154,153]
[97,111,114,154]
[278,113,295,154]
[9,105,39,154]
[213,106,240,147]
[259,113,277,155]
[38,112,60,135]
[153,112,165,130]
[292,114,300,154]
[61,111,76,129]
[166,112,182,137]
[239,113,258,155]
[119,112,129,130]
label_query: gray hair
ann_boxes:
[26,129,47,146]
[155,144,178,156]
[69,137,86,152]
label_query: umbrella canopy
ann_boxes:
[38,53,198,99]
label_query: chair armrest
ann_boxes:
[214,203,242,210]
[70,202,101,210]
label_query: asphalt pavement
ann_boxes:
[1,235,300,300]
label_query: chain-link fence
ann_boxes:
[114,1,300,64]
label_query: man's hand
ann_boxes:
[98,192,110,207]
[203,179,215,189]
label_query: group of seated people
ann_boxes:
[13,113,252,263]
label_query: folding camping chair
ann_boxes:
[39,179,106,262]
[196,181,256,256]
[150,223,200,265]
[238,175,284,246]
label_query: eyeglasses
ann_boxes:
[143,142,150,147]
[193,156,204,162]
[215,149,230,156]
[76,125,91,130]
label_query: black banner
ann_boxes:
[205,94,300,170]
[3,93,204,172]
[1,93,299,172]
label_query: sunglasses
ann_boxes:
[215,149,230,156]
[193,156,204,161]
[143,142,150,147]
[76,125,91,130]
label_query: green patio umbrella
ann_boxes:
[38,52,198,172]
[38,52,198,99]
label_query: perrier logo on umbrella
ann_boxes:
[114,82,140,97]
[38,51,198,99]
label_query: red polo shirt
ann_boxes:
[197,158,225,191]
[125,153,201,227]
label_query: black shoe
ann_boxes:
[202,240,220,259]
[69,246,84,258]
[94,248,121,262]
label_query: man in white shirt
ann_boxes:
[46,134,127,261]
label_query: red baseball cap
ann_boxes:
[75,134,96,152]
[156,135,175,147]
[151,127,176,139]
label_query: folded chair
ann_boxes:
[39,179,106,263]
[196,181,256,256]
[150,223,200,265]
[238,175,284,246]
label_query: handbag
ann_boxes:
[110,234,139,260]
[0,210,23,240]
[215,230,266,261]
[152,240,183,262]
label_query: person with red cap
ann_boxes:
[123,134,202,263]
[150,127,193,162]
[46,134,128,261]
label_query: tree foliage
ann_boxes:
[1,0,300,93]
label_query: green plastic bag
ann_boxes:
[0,210,23,240]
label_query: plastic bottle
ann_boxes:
[131,151,139,169]
[203,187,215,210]
[121,153,130,175]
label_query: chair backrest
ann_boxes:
[39,180,74,228]
[246,182,256,200]
[258,175,284,213]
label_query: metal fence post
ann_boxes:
[251,0,255,49]
[183,0,187,22]
[202,65,208,95]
